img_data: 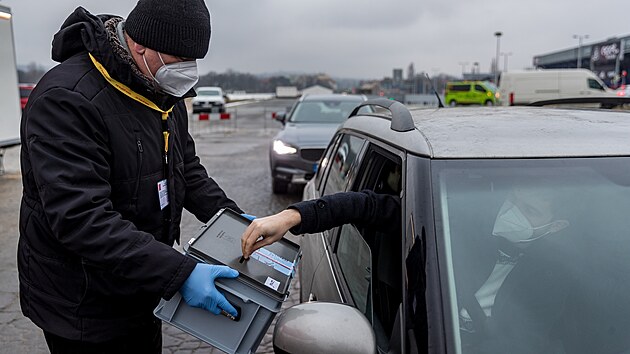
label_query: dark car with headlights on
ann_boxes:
[269,94,367,193]
[272,99,630,354]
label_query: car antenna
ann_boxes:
[425,73,444,108]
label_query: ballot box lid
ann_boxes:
[187,208,301,300]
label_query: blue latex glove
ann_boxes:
[180,263,239,316]
[241,213,256,221]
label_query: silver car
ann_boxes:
[269,94,367,193]
[273,99,630,354]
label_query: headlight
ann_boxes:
[273,140,297,155]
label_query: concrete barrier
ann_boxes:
[197,113,231,121]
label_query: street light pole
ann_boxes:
[431,67,440,92]
[458,61,469,78]
[494,31,502,84]
[501,52,513,72]
[573,34,589,69]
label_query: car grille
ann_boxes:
[300,149,325,162]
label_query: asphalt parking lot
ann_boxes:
[0,99,303,354]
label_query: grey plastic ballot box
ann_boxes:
[154,208,301,354]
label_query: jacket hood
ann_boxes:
[52,7,194,109]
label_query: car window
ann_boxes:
[484,82,498,92]
[333,144,403,350]
[198,89,221,96]
[336,224,372,320]
[448,84,470,92]
[314,134,341,191]
[289,100,366,123]
[474,85,487,93]
[588,78,605,91]
[322,134,365,196]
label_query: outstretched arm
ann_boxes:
[241,190,400,258]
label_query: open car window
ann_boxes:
[333,144,403,352]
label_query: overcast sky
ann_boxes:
[2,0,628,79]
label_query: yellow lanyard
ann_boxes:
[88,53,172,157]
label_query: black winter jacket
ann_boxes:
[288,190,400,235]
[18,8,241,341]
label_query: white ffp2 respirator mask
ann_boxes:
[492,200,555,243]
[143,52,199,97]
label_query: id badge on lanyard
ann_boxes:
[158,179,169,210]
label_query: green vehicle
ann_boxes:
[445,81,499,106]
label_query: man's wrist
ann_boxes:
[282,208,302,229]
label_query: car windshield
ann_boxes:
[197,89,221,96]
[431,157,630,354]
[483,82,498,92]
[289,100,361,123]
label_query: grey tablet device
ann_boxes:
[187,208,300,299]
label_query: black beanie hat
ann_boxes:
[125,0,211,59]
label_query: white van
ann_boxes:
[498,69,616,106]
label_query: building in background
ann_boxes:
[534,35,630,88]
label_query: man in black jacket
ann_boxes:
[19,1,242,352]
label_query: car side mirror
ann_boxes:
[272,302,376,354]
[274,112,287,124]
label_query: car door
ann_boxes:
[315,136,407,353]
[474,84,487,104]
[402,155,445,354]
[344,143,405,353]
[463,84,475,104]
[299,132,367,303]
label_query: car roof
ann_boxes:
[342,106,630,159]
[300,94,366,102]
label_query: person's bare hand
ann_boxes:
[241,209,301,258]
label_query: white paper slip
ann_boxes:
[264,277,281,291]
[251,248,295,276]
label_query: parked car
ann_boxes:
[192,86,226,113]
[444,81,498,106]
[269,94,367,194]
[273,99,630,353]
[19,83,35,111]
